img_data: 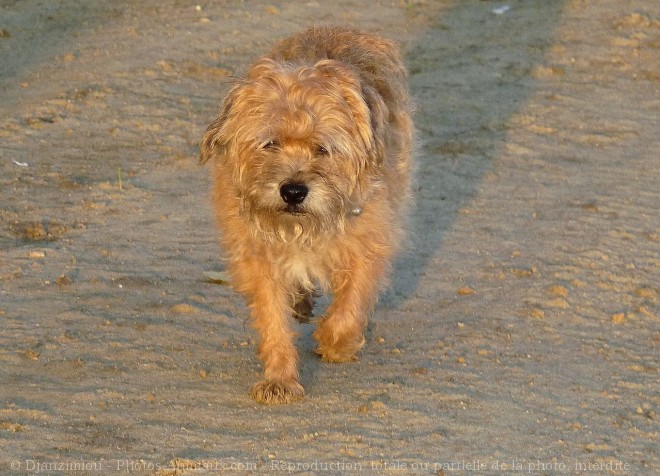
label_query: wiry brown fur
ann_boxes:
[200,26,413,404]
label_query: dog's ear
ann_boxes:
[201,59,282,165]
[199,118,222,165]
[314,60,388,165]
[359,84,387,165]
[199,85,240,164]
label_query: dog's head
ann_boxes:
[200,58,387,243]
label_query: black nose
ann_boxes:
[280,182,308,205]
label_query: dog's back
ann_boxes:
[270,27,410,121]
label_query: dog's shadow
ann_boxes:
[381,2,566,309]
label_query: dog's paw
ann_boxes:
[251,379,305,404]
[314,327,365,363]
[292,300,313,323]
[314,346,360,363]
[292,292,315,323]
[314,335,365,363]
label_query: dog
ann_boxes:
[200,26,412,404]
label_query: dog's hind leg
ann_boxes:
[292,289,316,323]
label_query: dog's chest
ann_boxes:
[271,245,330,290]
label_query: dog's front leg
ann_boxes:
[314,253,386,362]
[237,260,304,404]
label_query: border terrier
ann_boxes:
[201,26,412,403]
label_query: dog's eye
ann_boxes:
[262,139,279,151]
[316,145,329,156]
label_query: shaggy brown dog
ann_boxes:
[200,26,412,404]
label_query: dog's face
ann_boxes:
[201,59,386,243]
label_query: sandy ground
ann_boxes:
[0,0,658,474]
